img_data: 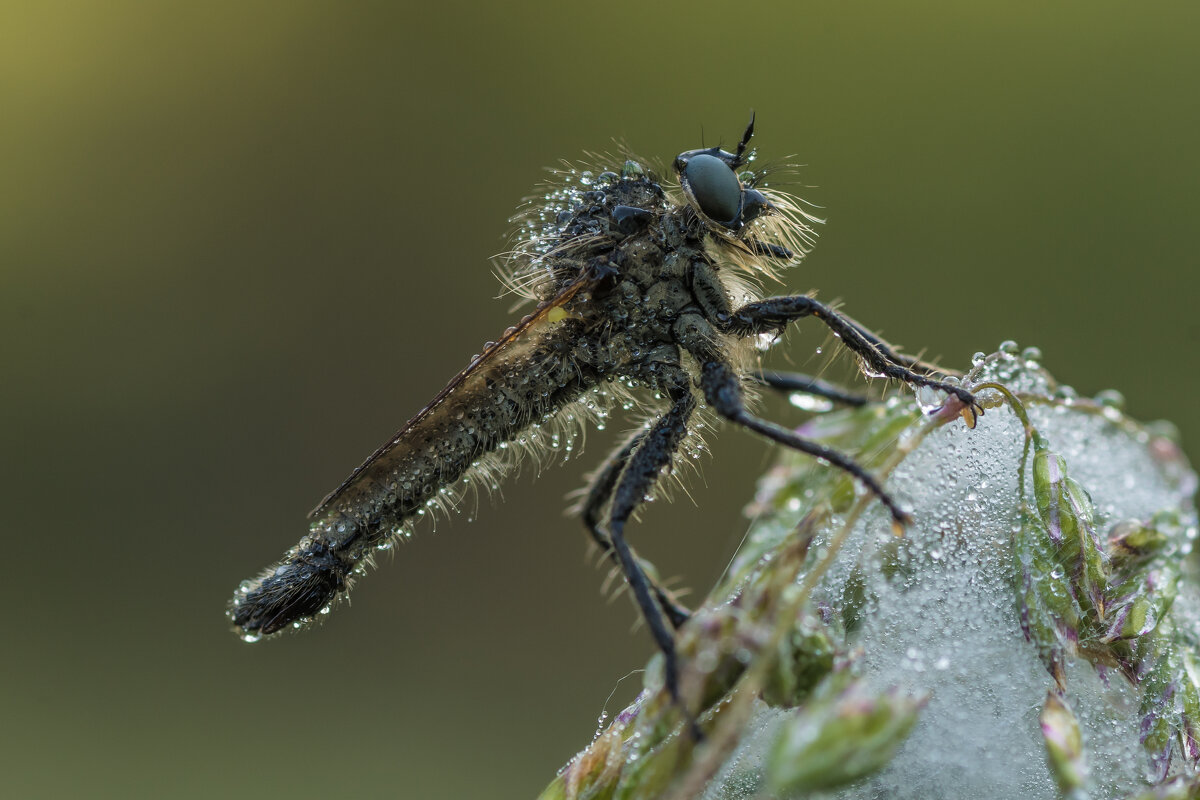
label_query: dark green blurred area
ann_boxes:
[3,3,1197,797]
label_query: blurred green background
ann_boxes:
[3,2,1197,797]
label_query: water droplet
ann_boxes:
[1094,389,1126,411]
[1054,385,1078,402]
[789,393,834,413]
[910,385,942,415]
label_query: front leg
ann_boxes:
[690,258,953,381]
[725,294,981,421]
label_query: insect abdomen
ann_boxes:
[229,319,594,639]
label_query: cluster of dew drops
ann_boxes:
[893,339,1132,420]
[521,163,646,260]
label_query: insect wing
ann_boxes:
[308,271,597,519]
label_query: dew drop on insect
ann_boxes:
[789,393,834,413]
[971,352,986,366]
[1021,345,1043,363]
[998,339,1019,355]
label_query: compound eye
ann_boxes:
[684,153,741,225]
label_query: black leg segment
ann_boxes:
[747,239,795,261]
[725,294,980,416]
[753,370,870,407]
[702,359,912,528]
[580,429,692,629]
[601,370,696,709]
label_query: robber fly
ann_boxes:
[229,116,981,704]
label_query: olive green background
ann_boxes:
[4,2,1197,798]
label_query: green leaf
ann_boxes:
[1032,447,1109,619]
[1040,690,1090,797]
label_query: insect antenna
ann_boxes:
[733,110,756,168]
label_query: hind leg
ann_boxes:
[598,367,697,713]
[580,429,692,629]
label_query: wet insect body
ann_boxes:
[229,119,980,699]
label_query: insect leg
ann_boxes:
[706,358,911,526]
[828,307,954,376]
[753,370,870,407]
[746,239,794,261]
[673,312,910,527]
[580,429,692,629]
[725,295,981,417]
[603,369,697,708]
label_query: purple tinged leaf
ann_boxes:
[1040,690,1089,795]
[1032,447,1109,620]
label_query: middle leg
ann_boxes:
[706,359,911,527]
[753,369,870,407]
[673,311,910,528]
